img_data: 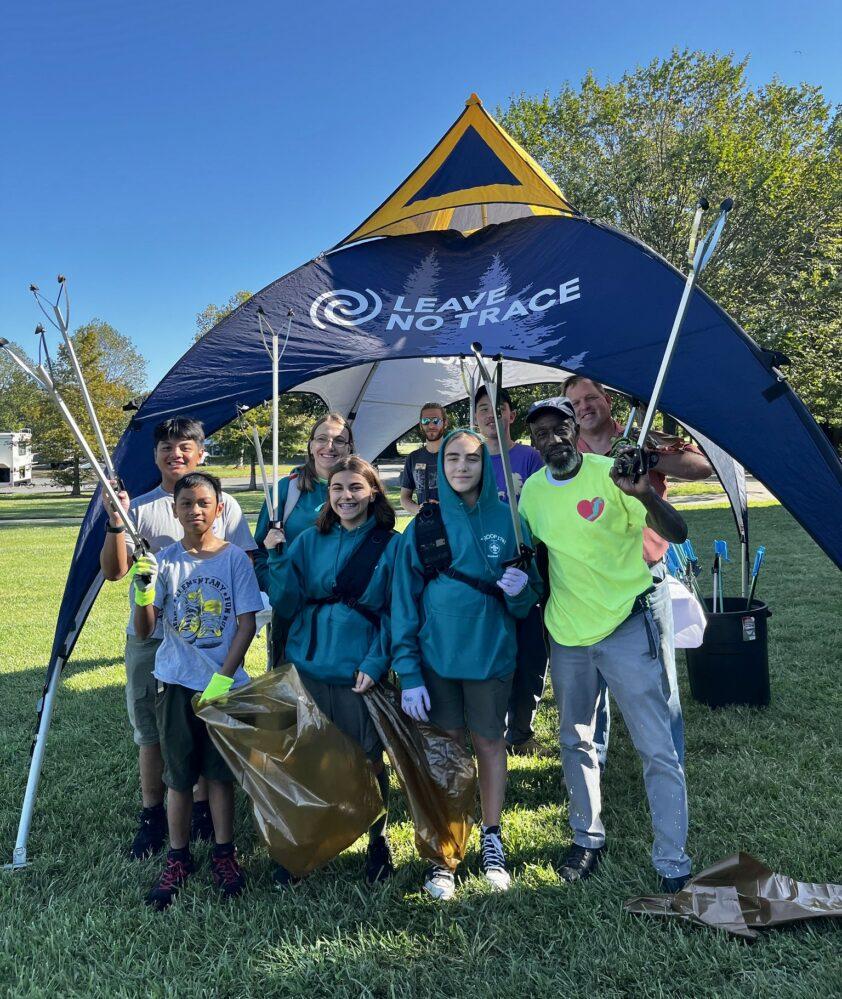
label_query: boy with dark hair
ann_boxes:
[100,416,257,859]
[133,471,263,909]
[399,402,448,514]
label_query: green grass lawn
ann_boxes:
[1,507,840,997]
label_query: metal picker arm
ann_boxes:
[635,198,733,450]
[251,425,274,518]
[40,277,117,480]
[0,339,145,551]
[469,342,533,569]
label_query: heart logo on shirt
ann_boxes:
[577,497,605,522]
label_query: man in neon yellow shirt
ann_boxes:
[518,397,692,892]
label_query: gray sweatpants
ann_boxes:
[550,610,691,878]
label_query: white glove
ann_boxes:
[401,686,431,722]
[264,527,286,550]
[133,553,159,592]
[496,566,529,597]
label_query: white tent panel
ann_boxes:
[293,356,575,458]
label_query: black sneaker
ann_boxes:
[145,849,194,910]
[190,800,214,843]
[558,843,606,883]
[423,865,456,901]
[271,863,301,889]
[364,835,394,886]
[479,825,511,891]
[130,804,166,860]
[659,872,691,894]
[211,845,246,900]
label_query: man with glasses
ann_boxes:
[399,403,448,515]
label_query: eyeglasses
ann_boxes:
[420,417,443,426]
[312,434,350,449]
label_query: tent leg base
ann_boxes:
[3,847,30,871]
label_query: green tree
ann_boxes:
[194,294,324,492]
[32,321,147,495]
[0,346,41,435]
[499,50,842,430]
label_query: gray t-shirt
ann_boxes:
[125,484,256,637]
[152,541,263,691]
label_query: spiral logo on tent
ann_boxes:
[310,288,383,330]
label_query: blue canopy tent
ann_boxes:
[8,96,841,869]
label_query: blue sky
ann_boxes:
[2,0,839,386]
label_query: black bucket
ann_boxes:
[685,597,771,708]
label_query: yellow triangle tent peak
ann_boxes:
[335,93,578,247]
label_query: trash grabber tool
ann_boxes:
[250,425,273,518]
[469,342,534,571]
[0,337,147,560]
[712,539,730,611]
[257,306,294,527]
[31,276,117,481]
[745,546,766,610]
[615,197,733,482]
[458,355,480,430]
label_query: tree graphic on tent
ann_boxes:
[433,253,586,368]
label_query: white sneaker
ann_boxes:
[423,865,456,900]
[480,826,511,891]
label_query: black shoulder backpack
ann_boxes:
[305,526,395,659]
[414,503,505,604]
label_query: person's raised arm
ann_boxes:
[648,447,712,482]
[100,480,132,580]
[132,553,160,637]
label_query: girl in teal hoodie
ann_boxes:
[254,412,354,661]
[268,455,398,888]
[391,429,542,900]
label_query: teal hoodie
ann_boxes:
[254,470,328,593]
[391,430,542,690]
[269,514,398,685]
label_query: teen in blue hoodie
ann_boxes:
[267,456,399,888]
[391,429,542,899]
[254,413,354,662]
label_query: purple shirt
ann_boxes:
[490,444,544,504]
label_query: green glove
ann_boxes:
[199,672,234,705]
[132,553,158,606]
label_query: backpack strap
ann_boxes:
[282,471,302,527]
[305,525,395,659]
[414,502,505,605]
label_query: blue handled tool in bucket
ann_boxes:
[712,540,730,612]
[745,546,767,610]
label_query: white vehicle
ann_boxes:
[0,429,33,485]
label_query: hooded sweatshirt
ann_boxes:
[269,514,398,685]
[253,469,328,593]
[391,430,542,690]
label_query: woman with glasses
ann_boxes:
[399,402,448,515]
[254,412,354,662]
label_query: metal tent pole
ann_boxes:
[4,659,64,870]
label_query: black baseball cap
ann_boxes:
[525,396,578,424]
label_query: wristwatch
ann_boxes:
[105,523,126,534]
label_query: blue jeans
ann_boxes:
[550,613,690,878]
[593,562,685,767]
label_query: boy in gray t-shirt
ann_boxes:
[100,416,256,860]
[134,471,262,910]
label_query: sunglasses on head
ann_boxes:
[420,417,443,426]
